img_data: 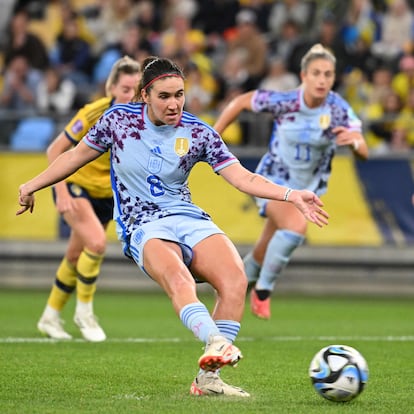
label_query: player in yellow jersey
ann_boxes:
[37,56,141,341]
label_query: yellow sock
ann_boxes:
[47,258,77,311]
[76,248,104,304]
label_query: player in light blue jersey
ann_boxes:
[17,56,329,397]
[214,44,369,320]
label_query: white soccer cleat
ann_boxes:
[198,335,243,371]
[190,371,250,397]
[74,312,106,342]
[37,315,72,340]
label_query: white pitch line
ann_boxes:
[0,335,414,344]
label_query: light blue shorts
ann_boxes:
[123,215,224,273]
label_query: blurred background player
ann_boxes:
[214,44,368,319]
[37,56,141,341]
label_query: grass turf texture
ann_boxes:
[0,290,413,413]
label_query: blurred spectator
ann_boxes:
[268,18,303,62]
[239,0,272,33]
[340,68,372,115]
[19,1,97,54]
[267,0,314,38]
[184,61,217,110]
[0,0,15,43]
[160,0,198,29]
[341,65,394,116]
[135,0,162,46]
[36,66,77,115]
[341,0,379,50]
[391,54,414,105]
[158,9,206,60]
[93,22,153,93]
[214,86,244,146]
[3,8,49,71]
[192,0,239,35]
[0,54,55,150]
[224,8,268,90]
[366,90,403,152]
[259,56,299,91]
[287,12,351,87]
[216,49,250,96]
[368,64,394,105]
[0,54,42,112]
[392,87,414,150]
[371,0,414,65]
[82,0,140,55]
[49,13,94,90]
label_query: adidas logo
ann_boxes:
[151,146,162,154]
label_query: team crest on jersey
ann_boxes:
[174,138,189,156]
[319,114,331,129]
[148,156,162,173]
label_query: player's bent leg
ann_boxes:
[191,234,247,322]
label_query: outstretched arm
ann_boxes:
[17,141,102,215]
[213,91,255,134]
[219,163,329,227]
[46,131,77,214]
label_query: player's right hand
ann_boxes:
[16,185,35,215]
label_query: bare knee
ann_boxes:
[84,233,107,256]
[216,270,248,300]
[87,242,106,256]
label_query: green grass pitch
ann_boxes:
[0,289,413,413]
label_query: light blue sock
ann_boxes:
[215,320,241,343]
[180,302,220,343]
[256,230,305,291]
[243,251,261,283]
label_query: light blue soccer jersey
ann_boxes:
[252,88,362,195]
[84,102,238,241]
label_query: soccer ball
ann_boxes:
[309,344,369,402]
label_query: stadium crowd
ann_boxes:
[1,0,414,153]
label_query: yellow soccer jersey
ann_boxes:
[64,97,113,198]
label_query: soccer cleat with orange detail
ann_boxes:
[198,335,242,371]
[250,288,271,319]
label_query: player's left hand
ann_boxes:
[16,184,35,215]
[289,190,329,227]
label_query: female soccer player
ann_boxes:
[17,56,328,396]
[37,56,141,342]
[214,44,368,320]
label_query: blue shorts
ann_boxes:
[121,215,224,273]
